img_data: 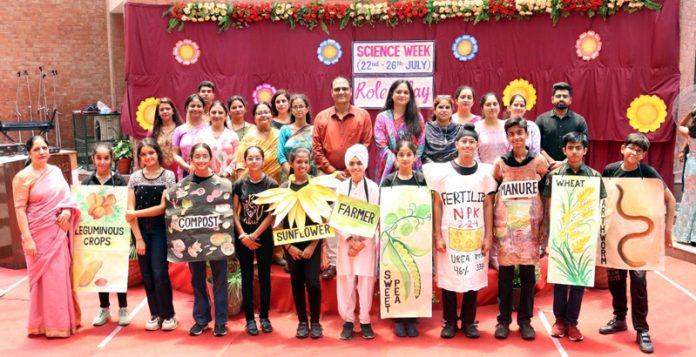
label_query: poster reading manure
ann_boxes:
[165,176,235,262]
[379,186,432,318]
[72,186,130,293]
[547,176,601,287]
[598,178,665,271]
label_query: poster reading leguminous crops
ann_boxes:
[598,178,665,271]
[379,186,432,318]
[548,176,601,287]
[72,186,130,293]
[164,176,235,262]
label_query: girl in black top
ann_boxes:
[232,145,278,335]
[83,143,130,327]
[380,139,426,338]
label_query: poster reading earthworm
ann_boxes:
[379,186,433,318]
[164,175,235,262]
[598,178,665,271]
[548,176,601,287]
[72,186,130,293]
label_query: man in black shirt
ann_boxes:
[536,82,588,170]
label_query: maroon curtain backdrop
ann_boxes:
[121,2,680,186]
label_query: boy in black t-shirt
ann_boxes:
[599,133,676,354]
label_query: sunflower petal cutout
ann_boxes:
[317,39,342,66]
[626,95,667,133]
[253,174,340,229]
[136,97,160,131]
[452,35,478,62]
[502,79,537,111]
[576,31,602,61]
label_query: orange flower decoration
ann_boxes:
[86,192,116,219]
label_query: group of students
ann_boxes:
[14,78,695,356]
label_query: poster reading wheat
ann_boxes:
[548,176,601,287]
[379,186,433,318]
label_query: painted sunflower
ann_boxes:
[502,78,537,111]
[626,95,667,133]
[136,97,159,131]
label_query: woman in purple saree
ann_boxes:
[13,136,81,338]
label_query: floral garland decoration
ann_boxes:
[163,0,662,34]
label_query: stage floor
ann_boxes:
[0,256,694,357]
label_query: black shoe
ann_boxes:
[462,323,480,338]
[440,323,457,339]
[260,318,273,333]
[246,320,259,336]
[284,262,290,273]
[407,322,419,337]
[360,323,375,339]
[310,323,323,339]
[494,323,509,339]
[340,322,354,340]
[189,323,209,336]
[213,324,227,337]
[394,321,407,337]
[599,317,628,335]
[637,331,654,354]
[321,265,336,280]
[296,322,309,339]
[519,323,536,340]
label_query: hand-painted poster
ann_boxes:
[598,178,665,271]
[72,186,130,293]
[379,186,432,318]
[164,175,235,262]
[329,194,380,238]
[548,176,601,287]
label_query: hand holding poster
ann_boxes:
[547,176,601,287]
[72,186,130,293]
[598,178,665,271]
[379,186,432,318]
[328,193,380,238]
[164,175,235,262]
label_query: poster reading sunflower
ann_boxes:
[72,186,130,293]
[164,176,235,262]
[379,186,433,318]
[547,176,601,287]
[598,178,665,271]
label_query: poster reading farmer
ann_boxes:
[164,175,235,262]
[72,186,130,293]
[329,194,380,239]
[548,176,601,287]
[598,178,665,271]
[379,186,433,318]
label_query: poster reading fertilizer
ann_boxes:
[598,178,665,271]
[72,186,130,293]
[328,194,380,238]
[379,186,432,318]
[164,176,235,262]
[548,176,601,287]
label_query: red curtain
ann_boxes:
[121,2,679,186]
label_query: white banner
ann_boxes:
[353,76,434,109]
[352,41,435,75]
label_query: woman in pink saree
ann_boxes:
[13,136,81,338]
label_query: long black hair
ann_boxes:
[383,79,422,138]
[24,135,48,167]
[152,97,182,140]
[289,94,312,124]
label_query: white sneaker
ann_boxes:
[118,307,131,326]
[161,316,178,331]
[145,316,162,331]
[93,308,110,326]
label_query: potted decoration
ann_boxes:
[207,257,243,315]
[511,263,541,311]
[113,139,133,174]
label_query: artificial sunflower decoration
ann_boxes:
[626,95,667,133]
[136,97,159,131]
[576,31,602,61]
[502,78,537,111]
[452,35,478,62]
[317,39,342,66]
[173,39,201,65]
[254,174,340,229]
[252,84,276,104]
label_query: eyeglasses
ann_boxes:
[333,87,350,93]
[624,146,644,154]
[291,105,307,110]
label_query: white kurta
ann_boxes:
[423,162,497,293]
[335,177,380,277]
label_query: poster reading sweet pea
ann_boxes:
[598,178,665,271]
[548,176,601,287]
[379,186,433,318]
[72,186,130,293]
[164,176,235,262]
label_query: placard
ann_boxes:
[353,76,434,109]
[352,41,435,75]
[273,223,335,246]
[328,194,380,238]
